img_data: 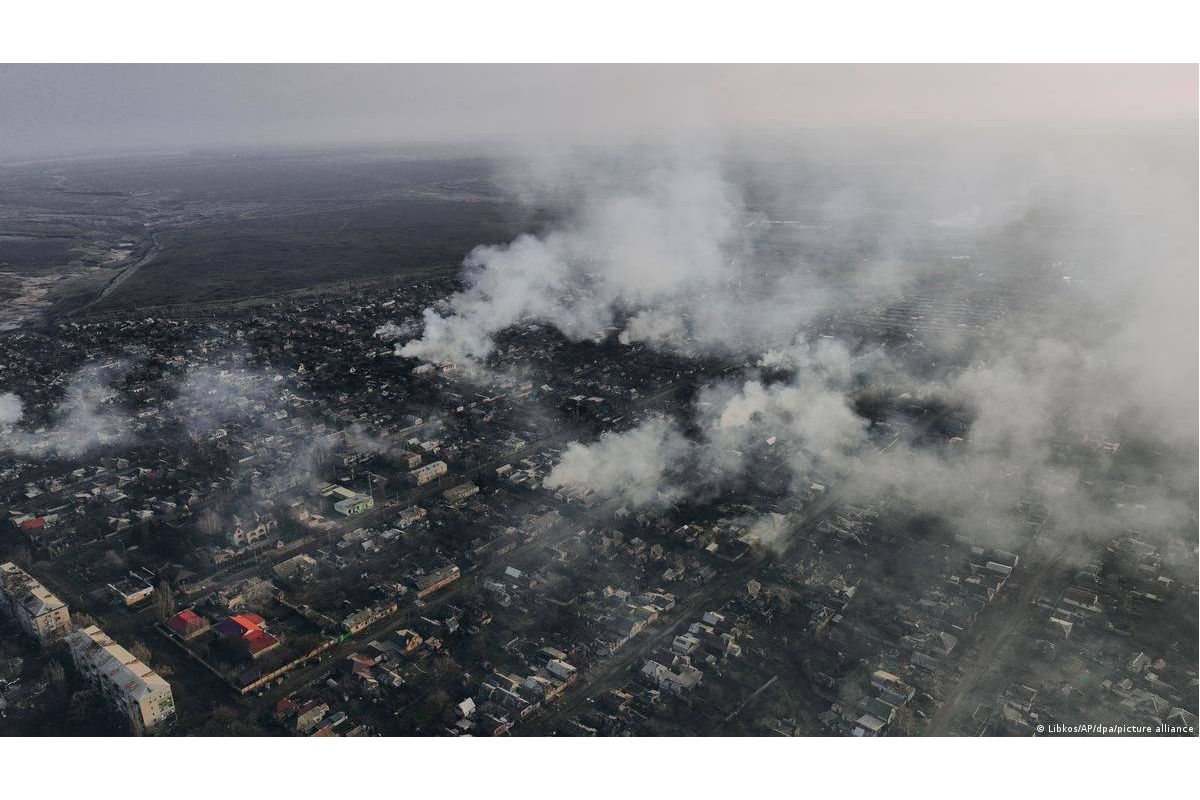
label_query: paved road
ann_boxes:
[521,420,931,734]
[922,452,1115,736]
[522,553,767,734]
[922,534,1072,735]
[73,232,161,314]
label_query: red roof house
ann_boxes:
[244,629,281,658]
[217,612,280,659]
[167,608,210,640]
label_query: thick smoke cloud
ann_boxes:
[544,416,691,510]
[401,126,1196,559]
[0,392,23,427]
[399,152,752,371]
[546,341,880,511]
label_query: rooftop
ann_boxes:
[0,561,67,617]
[66,624,171,701]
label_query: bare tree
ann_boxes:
[98,549,127,572]
[198,506,224,539]
[73,611,99,629]
[46,661,66,692]
[10,544,31,567]
[153,580,176,623]
[427,687,451,713]
[125,703,145,737]
[129,640,153,665]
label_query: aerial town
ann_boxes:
[1,260,1195,737]
[1,58,1196,747]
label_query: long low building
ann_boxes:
[442,482,479,505]
[0,561,71,644]
[66,625,176,732]
[414,565,461,599]
[320,484,375,516]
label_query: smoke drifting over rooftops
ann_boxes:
[392,114,1196,556]
[0,364,133,457]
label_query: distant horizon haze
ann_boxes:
[0,64,1195,163]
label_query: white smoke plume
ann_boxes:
[0,364,132,457]
[544,416,692,511]
[398,151,751,372]
[0,392,23,427]
[546,340,882,511]
[374,320,420,342]
[405,128,1194,557]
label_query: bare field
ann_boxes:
[0,149,542,319]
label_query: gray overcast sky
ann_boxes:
[0,64,1195,162]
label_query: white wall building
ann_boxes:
[0,561,71,643]
[409,460,448,486]
[66,625,176,732]
[228,513,277,548]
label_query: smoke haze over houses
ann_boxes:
[0,56,1195,745]
[388,98,1196,558]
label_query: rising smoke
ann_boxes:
[397,150,756,372]
[0,392,23,427]
[397,127,1198,554]
[0,363,133,457]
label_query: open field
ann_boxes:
[0,148,543,319]
[88,195,527,311]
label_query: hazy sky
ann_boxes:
[0,64,1195,162]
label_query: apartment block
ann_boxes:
[66,624,176,732]
[0,561,71,643]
